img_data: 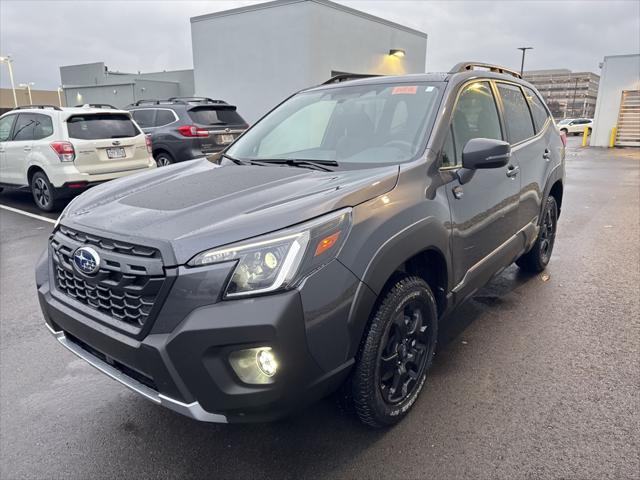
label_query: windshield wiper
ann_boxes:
[250,158,339,172]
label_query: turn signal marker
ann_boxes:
[315,232,341,256]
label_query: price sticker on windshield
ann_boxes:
[392,86,418,95]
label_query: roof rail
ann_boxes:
[168,96,227,104]
[449,62,522,79]
[322,73,381,85]
[130,99,163,106]
[75,103,118,109]
[12,104,62,111]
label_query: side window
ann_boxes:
[155,110,175,127]
[523,87,550,133]
[132,109,156,129]
[0,115,16,142]
[32,114,54,140]
[498,83,535,143]
[446,81,502,167]
[12,113,38,141]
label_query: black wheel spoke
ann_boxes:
[378,298,433,406]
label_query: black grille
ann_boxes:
[51,227,165,332]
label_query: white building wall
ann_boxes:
[191,0,427,123]
[591,54,640,147]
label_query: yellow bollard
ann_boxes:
[582,126,589,147]
[609,127,617,148]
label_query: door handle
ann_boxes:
[543,149,551,160]
[23,146,32,152]
[506,165,519,178]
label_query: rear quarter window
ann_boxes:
[188,107,245,126]
[67,113,140,140]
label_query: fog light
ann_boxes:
[229,347,278,384]
[256,348,278,377]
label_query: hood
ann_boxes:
[63,159,398,265]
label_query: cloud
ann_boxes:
[1,0,638,90]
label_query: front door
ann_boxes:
[441,81,521,297]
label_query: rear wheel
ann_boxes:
[30,171,59,212]
[517,195,558,272]
[154,151,174,167]
[350,276,438,428]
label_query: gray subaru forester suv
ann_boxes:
[37,62,565,428]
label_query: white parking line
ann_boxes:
[0,204,57,224]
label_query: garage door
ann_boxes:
[615,90,640,147]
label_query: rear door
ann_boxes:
[0,114,18,183]
[187,105,248,153]
[496,83,552,230]
[65,112,150,174]
[3,113,53,185]
[443,81,521,297]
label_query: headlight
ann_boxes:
[188,208,352,297]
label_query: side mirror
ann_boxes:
[461,138,511,170]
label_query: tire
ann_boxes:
[350,275,438,428]
[154,151,174,167]
[30,171,59,212]
[516,195,558,273]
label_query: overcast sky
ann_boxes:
[1,0,638,90]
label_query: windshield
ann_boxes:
[557,119,573,125]
[227,82,442,165]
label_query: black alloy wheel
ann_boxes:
[379,300,431,404]
[516,195,558,272]
[350,276,438,428]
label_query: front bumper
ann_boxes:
[37,247,363,423]
[45,322,227,422]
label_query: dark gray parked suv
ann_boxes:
[37,62,565,428]
[127,97,248,166]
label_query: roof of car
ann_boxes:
[306,62,533,93]
[2,106,131,117]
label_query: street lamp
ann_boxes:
[0,54,18,107]
[19,82,34,104]
[517,47,533,76]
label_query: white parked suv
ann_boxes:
[557,118,593,136]
[0,104,156,211]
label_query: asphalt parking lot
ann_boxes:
[1,137,638,479]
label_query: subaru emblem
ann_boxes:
[73,247,100,275]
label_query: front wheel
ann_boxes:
[517,195,558,272]
[350,276,438,428]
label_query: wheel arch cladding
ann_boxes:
[549,180,563,216]
[27,165,45,184]
[343,217,451,360]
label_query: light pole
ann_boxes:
[517,47,533,76]
[19,82,34,104]
[0,54,18,107]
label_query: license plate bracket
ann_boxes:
[106,147,126,159]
